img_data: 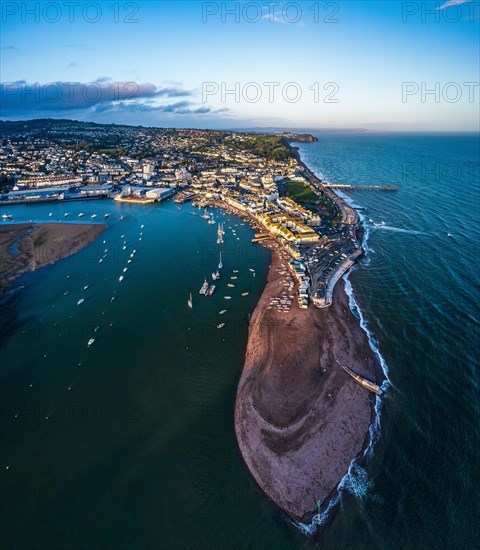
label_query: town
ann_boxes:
[0,119,363,308]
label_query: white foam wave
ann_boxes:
[373,224,425,235]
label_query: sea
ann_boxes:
[0,132,479,549]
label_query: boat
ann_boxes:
[63,291,69,296]
[199,278,209,295]
[104,214,109,218]
[2,213,13,220]
[217,323,225,329]
[78,213,84,217]
[202,209,210,220]
[227,284,234,287]
[77,298,84,305]
[253,272,256,277]
[249,269,255,272]
[83,285,89,290]
[49,213,52,217]
[215,270,220,279]
[121,216,125,220]
[339,363,382,396]
[188,293,193,308]
[241,292,249,296]
[94,326,100,333]
[66,275,71,279]
[64,213,69,218]
[212,272,217,281]
[91,214,97,219]
[224,296,231,300]
[87,338,95,347]
[208,285,216,296]
[114,195,154,204]
[141,224,144,229]
[209,213,215,225]
[218,252,223,270]
[219,310,227,315]
[111,297,116,302]
[119,276,124,282]
[127,259,132,264]
[99,259,103,263]
[233,270,239,273]
[123,268,128,273]
[123,246,127,251]
[231,276,237,280]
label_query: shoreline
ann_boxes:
[0,222,106,293]
[234,147,383,526]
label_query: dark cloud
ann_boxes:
[0,80,193,113]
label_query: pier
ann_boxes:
[322,183,398,191]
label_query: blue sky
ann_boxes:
[1,0,479,130]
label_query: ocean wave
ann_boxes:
[373,224,426,235]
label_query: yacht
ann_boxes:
[219,310,227,315]
[87,338,95,347]
[208,285,216,296]
[83,285,89,291]
[242,292,249,296]
[212,272,218,281]
[217,323,225,329]
[119,276,124,282]
[77,298,84,305]
[224,296,231,300]
[188,293,193,308]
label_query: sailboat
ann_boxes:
[188,293,193,308]
[217,222,224,244]
[218,251,223,269]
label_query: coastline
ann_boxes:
[0,222,106,292]
[234,146,383,525]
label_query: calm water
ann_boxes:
[1,132,479,549]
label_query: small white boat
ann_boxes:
[77,298,84,305]
[83,285,89,291]
[87,338,95,347]
[94,326,100,333]
[64,213,69,218]
[121,235,124,238]
[104,249,108,254]
[49,213,52,217]
[219,310,227,315]
[224,296,231,300]
[249,269,255,273]
[91,214,97,219]
[123,246,127,251]
[127,259,132,264]
[231,276,237,280]
[212,272,217,281]
[123,268,128,273]
[120,216,124,220]
[119,276,124,282]
[217,323,225,329]
[241,292,249,296]
[188,292,193,309]
[130,253,134,259]
[447,233,453,237]
[111,297,116,302]
[78,213,84,217]
[99,259,103,263]
[227,284,234,287]
[63,291,69,296]
[104,214,109,218]
[141,224,144,229]
[233,270,239,273]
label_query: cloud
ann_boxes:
[0,79,227,121]
[437,0,470,9]
[0,80,193,113]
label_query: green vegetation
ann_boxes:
[245,134,292,161]
[285,180,317,203]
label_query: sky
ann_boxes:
[1,0,479,131]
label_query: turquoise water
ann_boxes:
[1,132,479,548]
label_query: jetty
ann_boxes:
[322,183,398,191]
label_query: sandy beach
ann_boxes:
[235,250,381,523]
[0,222,106,292]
